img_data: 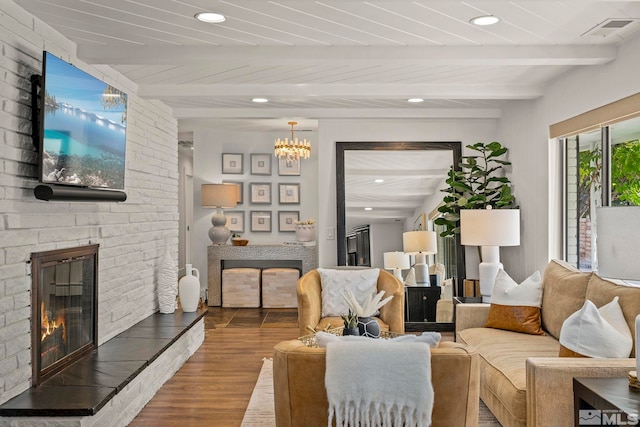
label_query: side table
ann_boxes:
[573,377,640,426]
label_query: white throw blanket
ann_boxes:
[325,340,433,427]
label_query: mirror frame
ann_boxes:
[336,141,466,321]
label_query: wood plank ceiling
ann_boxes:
[17,0,640,225]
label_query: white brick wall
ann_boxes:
[0,1,179,404]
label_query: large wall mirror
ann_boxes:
[336,141,464,331]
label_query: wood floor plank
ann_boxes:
[129,308,298,427]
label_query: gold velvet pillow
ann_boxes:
[484,269,545,335]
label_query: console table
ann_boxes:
[207,245,317,306]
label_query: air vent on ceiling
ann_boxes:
[582,18,639,37]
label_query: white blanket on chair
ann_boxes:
[325,340,433,427]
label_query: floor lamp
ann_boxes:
[383,251,410,283]
[596,206,640,382]
[201,183,238,245]
[460,208,520,302]
[403,230,437,286]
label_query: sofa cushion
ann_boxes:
[585,274,640,356]
[559,297,632,358]
[457,327,560,425]
[485,270,544,335]
[541,260,592,339]
[318,268,379,317]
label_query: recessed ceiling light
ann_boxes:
[364,207,373,211]
[252,98,269,103]
[374,179,384,183]
[408,98,424,103]
[470,15,500,26]
[195,12,226,23]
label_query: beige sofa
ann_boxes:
[273,339,480,427]
[456,259,639,427]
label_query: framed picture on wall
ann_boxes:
[225,211,244,233]
[223,181,243,205]
[250,211,272,232]
[278,183,300,204]
[250,182,272,204]
[278,158,301,176]
[222,153,244,174]
[278,211,299,232]
[250,153,272,175]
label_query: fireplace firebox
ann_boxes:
[30,244,99,386]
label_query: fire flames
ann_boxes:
[41,302,65,342]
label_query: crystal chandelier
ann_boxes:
[274,121,311,160]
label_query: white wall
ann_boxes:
[369,223,404,269]
[191,128,319,293]
[498,34,640,281]
[317,118,499,269]
[0,1,178,403]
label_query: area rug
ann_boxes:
[241,359,502,426]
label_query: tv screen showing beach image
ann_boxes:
[41,52,127,189]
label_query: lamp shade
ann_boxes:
[403,230,437,254]
[596,206,640,280]
[201,184,238,208]
[384,252,410,270]
[460,208,520,246]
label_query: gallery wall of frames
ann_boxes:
[220,152,306,235]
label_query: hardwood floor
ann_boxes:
[128,308,299,427]
[129,308,454,426]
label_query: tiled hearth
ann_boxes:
[0,309,206,426]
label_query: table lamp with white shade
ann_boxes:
[595,206,640,387]
[460,207,520,302]
[403,230,437,286]
[383,251,410,282]
[201,183,238,245]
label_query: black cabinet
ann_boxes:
[405,286,441,322]
[346,226,370,266]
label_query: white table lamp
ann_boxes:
[460,207,520,302]
[202,183,238,245]
[403,230,437,286]
[383,251,410,282]
[595,206,640,381]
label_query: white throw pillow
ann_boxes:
[318,268,379,318]
[559,297,633,358]
[491,269,543,307]
[485,269,545,335]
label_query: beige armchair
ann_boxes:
[274,340,480,427]
[296,268,405,337]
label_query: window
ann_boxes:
[562,116,640,270]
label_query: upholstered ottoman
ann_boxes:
[222,268,261,307]
[261,268,299,308]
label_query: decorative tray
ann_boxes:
[298,328,403,348]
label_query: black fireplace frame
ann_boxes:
[30,244,99,386]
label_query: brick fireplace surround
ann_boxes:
[0,2,194,425]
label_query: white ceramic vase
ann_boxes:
[179,264,200,313]
[295,224,315,242]
[158,240,178,314]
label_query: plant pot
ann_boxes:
[295,225,315,242]
[343,327,360,336]
[357,316,380,338]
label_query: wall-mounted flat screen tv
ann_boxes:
[36,51,127,190]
